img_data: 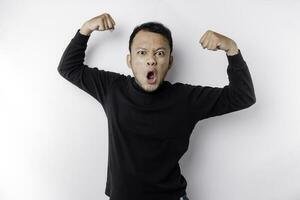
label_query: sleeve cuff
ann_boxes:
[226,49,246,68]
[71,29,90,46]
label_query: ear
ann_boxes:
[127,54,132,69]
[168,55,173,69]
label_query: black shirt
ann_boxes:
[57,29,256,200]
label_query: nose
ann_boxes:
[147,55,157,66]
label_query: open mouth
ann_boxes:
[146,70,157,84]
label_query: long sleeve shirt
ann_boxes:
[57,29,256,200]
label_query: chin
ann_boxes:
[144,85,158,92]
[143,80,161,92]
[136,74,164,92]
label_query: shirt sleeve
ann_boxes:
[187,49,256,123]
[57,29,124,106]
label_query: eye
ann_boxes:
[137,51,146,55]
[156,51,165,56]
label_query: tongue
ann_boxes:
[149,73,154,79]
[148,72,155,79]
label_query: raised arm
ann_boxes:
[57,13,122,106]
[188,30,256,123]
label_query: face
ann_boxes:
[127,30,173,92]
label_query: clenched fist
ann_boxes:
[199,30,239,56]
[80,13,116,36]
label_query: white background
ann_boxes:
[1,0,300,200]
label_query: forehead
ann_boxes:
[132,30,169,49]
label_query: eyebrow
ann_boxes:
[135,47,166,51]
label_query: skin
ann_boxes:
[126,30,173,92]
[80,12,239,92]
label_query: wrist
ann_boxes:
[226,40,239,56]
[226,48,239,56]
[80,24,92,36]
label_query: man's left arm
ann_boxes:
[188,30,256,122]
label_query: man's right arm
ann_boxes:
[57,13,121,106]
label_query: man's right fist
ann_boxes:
[80,13,116,36]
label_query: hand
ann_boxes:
[199,30,239,56]
[80,13,116,36]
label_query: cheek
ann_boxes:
[131,64,144,77]
[158,60,170,72]
[131,59,144,71]
[158,57,170,66]
[133,56,144,64]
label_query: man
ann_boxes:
[57,12,256,200]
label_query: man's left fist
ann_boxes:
[199,30,239,56]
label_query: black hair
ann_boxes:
[129,21,173,54]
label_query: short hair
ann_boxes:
[129,21,173,54]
